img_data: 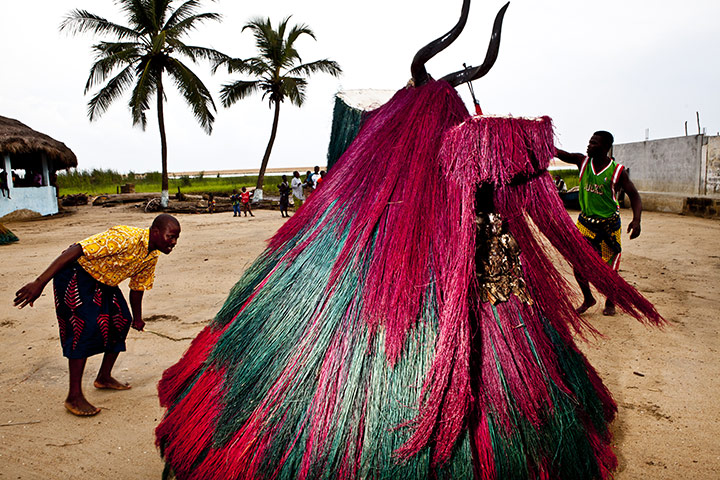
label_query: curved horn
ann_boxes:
[410,0,471,87]
[440,2,510,87]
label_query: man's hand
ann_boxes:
[131,317,145,331]
[627,219,641,239]
[14,244,83,309]
[14,280,45,308]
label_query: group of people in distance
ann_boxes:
[230,187,254,217]
[278,165,326,217]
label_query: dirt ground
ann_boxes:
[0,204,718,479]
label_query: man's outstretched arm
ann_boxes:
[14,244,83,308]
[555,148,585,167]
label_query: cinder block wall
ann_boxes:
[613,135,705,194]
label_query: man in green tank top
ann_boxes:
[556,130,642,316]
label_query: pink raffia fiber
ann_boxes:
[270,81,470,363]
[499,174,662,325]
[443,114,663,327]
[267,81,476,464]
[441,114,660,476]
[157,323,230,407]
[157,84,663,477]
[155,366,227,478]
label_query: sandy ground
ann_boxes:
[0,204,718,479]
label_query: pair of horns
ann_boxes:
[411,0,510,87]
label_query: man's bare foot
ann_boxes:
[603,303,616,316]
[64,398,101,416]
[93,377,131,390]
[576,298,597,314]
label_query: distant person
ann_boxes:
[278,175,291,218]
[14,214,181,416]
[555,130,642,316]
[207,193,216,214]
[231,190,241,217]
[303,170,314,198]
[0,168,9,198]
[32,170,43,187]
[554,174,567,193]
[316,170,326,188]
[241,187,254,217]
[310,166,321,189]
[291,171,304,210]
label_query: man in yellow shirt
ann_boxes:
[14,214,180,416]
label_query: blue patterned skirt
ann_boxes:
[53,262,133,359]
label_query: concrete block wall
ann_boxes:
[613,135,705,194]
[706,136,720,195]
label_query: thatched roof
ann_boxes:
[0,116,77,169]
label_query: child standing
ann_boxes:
[231,190,241,217]
[241,187,254,217]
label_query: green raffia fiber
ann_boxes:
[483,304,610,479]
[180,203,472,477]
[326,95,364,171]
[209,210,355,443]
[0,224,18,245]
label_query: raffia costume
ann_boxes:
[155,3,662,478]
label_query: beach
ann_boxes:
[1,204,718,479]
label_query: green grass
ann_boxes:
[57,169,287,196]
[58,168,581,197]
[552,168,579,189]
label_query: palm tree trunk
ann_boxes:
[157,74,169,208]
[255,99,281,201]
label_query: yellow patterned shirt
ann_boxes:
[77,226,159,290]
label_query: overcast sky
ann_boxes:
[2,0,719,174]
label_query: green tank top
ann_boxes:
[578,157,624,218]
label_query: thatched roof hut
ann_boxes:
[0,116,77,169]
[0,116,77,218]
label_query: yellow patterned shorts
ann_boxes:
[577,214,622,270]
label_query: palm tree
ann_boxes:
[60,0,227,207]
[218,17,341,201]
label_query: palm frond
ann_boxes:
[169,42,229,65]
[286,59,342,79]
[220,79,262,108]
[165,58,217,134]
[278,22,314,69]
[85,42,141,92]
[86,64,137,121]
[59,9,139,40]
[285,23,316,48]
[163,0,202,29]
[280,77,307,107]
[166,12,223,37]
[243,18,278,60]
[129,58,158,129]
[150,0,172,31]
[243,58,273,77]
[118,0,153,33]
[276,16,291,42]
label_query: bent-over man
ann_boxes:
[14,214,181,416]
